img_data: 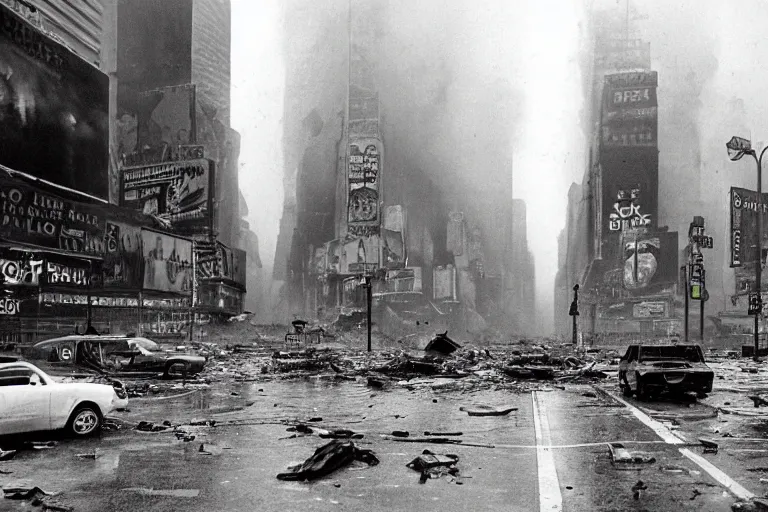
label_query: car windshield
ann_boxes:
[639,345,704,362]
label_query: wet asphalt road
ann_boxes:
[0,379,761,511]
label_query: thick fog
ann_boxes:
[232,0,768,333]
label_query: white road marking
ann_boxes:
[602,388,755,501]
[532,391,563,512]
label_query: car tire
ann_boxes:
[66,404,102,437]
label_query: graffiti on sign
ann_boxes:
[0,298,19,315]
[46,262,90,287]
[141,311,190,336]
[121,160,213,234]
[348,140,381,234]
[103,222,143,288]
[609,188,651,231]
[0,258,43,285]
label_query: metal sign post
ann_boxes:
[688,217,712,343]
[569,284,579,345]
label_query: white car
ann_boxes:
[0,361,128,437]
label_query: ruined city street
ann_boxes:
[3,369,768,512]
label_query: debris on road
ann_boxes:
[0,449,16,461]
[424,332,461,356]
[699,438,719,454]
[136,420,174,432]
[122,488,201,498]
[459,405,517,416]
[406,449,461,484]
[608,443,656,465]
[276,440,379,481]
[731,498,768,511]
[3,485,50,501]
[631,480,647,500]
[29,441,57,450]
[75,450,99,460]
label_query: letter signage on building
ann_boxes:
[347,139,382,237]
[602,71,658,148]
[121,159,214,235]
[0,175,107,255]
[730,187,768,269]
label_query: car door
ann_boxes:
[0,367,52,435]
[625,346,639,390]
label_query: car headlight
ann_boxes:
[112,380,128,400]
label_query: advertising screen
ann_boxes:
[141,229,193,295]
[0,4,109,198]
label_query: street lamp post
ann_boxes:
[361,275,372,352]
[727,136,768,361]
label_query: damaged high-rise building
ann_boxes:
[273,0,535,338]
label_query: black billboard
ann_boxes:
[0,4,109,199]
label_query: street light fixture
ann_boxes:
[727,136,768,361]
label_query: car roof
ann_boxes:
[637,344,701,348]
[33,335,138,348]
[0,361,41,371]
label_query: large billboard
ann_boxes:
[120,159,214,235]
[602,72,658,148]
[600,149,659,242]
[0,4,109,199]
[620,230,678,295]
[118,84,198,168]
[141,229,193,295]
[729,187,768,268]
[347,139,382,237]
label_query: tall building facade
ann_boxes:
[115,0,250,322]
[273,0,535,337]
[557,3,680,344]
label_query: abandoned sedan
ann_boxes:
[618,344,714,400]
[30,335,206,379]
[0,361,128,437]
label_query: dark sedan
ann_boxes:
[618,343,714,400]
[29,335,206,379]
